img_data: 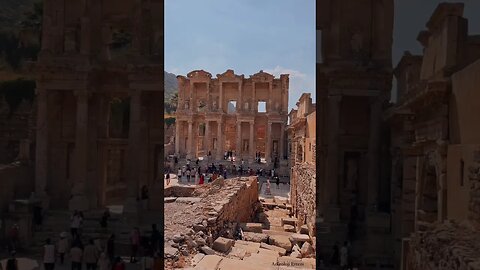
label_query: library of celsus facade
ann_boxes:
[175,69,289,166]
[33,0,163,211]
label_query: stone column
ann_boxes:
[187,120,193,159]
[216,120,223,160]
[324,95,342,221]
[236,122,242,161]
[238,81,243,112]
[280,123,285,160]
[35,89,49,204]
[219,83,223,112]
[266,122,272,165]
[367,98,382,210]
[268,82,273,112]
[175,120,181,156]
[69,90,90,211]
[249,121,255,163]
[205,121,210,156]
[124,90,143,214]
[252,82,256,112]
[80,17,91,55]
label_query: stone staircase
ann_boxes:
[28,209,155,257]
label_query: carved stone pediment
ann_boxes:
[250,70,274,82]
[187,70,212,80]
[216,69,243,81]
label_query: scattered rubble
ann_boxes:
[164,176,316,269]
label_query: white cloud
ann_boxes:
[265,66,315,110]
[265,66,307,79]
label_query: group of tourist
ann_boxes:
[330,241,353,269]
[21,210,164,270]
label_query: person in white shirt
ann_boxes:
[340,241,348,269]
[141,251,154,270]
[57,232,69,264]
[97,252,110,270]
[43,238,55,270]
[70,210,82,239]
[70,244,83,270]
[84,239,99,270]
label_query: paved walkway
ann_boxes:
[1,256,147,270]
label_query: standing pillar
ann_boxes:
[236,122,242,161]
[367,98,382,211]
[280,123,285,161]
[216,120,223,160]
[35,89,49,207]
[324,95,342,221]
[69,90,90,211]
[219,83,223,112]
[266,122,272,165]
[124,90,143,214]
[175,120,181,156]
[204,121,210,157]
[187,120,193,159]
[249,121,255,163]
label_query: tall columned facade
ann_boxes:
[175,69,289,166]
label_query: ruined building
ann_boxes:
[33,0,163,212]
[288,93,316,237]
[317,0,395,265]
[386,3,480,269]
[175,69,289,166]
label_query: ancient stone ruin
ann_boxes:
[164,176,316,269]
[175,69,289,166]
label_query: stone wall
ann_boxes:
[0,162,34,212]
[404,160,480,269]
[406,221,480,270]
[468,161,480,225]
[164,177,260,263]
[291,163,316,237]
[164,185,196,197]
[0,98,35,164]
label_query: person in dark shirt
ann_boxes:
[6,250,18,270]
[150,224,161,252]
[107,234,115,263]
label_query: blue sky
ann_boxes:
[165,0,316,110]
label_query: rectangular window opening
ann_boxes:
[258,101,266,113]
[228,100,237,114]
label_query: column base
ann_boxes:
[69,195,89,212]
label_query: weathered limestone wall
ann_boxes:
[468,160,480,226]
[291,163,316,237]
[0,162,34,212]
[0,98,35,164]
[164,177,259,242]
[164,185,196,198]
[406,221,480,270]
